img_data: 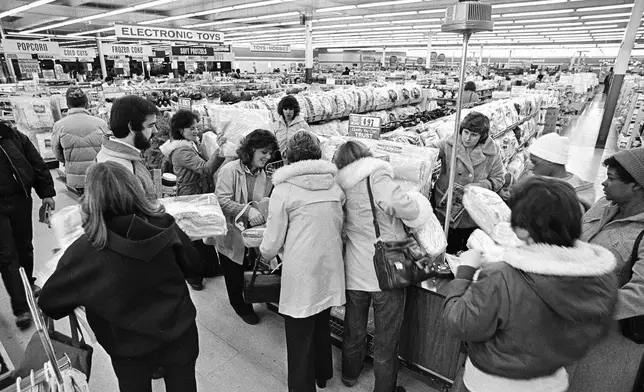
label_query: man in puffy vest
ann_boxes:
[0,120,56,329]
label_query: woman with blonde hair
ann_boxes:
[39,161,203,392]
[334,140,432,392]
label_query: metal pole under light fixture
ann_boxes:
[440,0,493,239]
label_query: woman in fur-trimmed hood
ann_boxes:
[260,131,345,392]
[443,177,617,392]
[334,140,433,392]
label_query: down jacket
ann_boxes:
[159,139,224,196]
[443,241,617,381]
[260,159,345,318]
[52,108,108,189]
[96,136,155,200]
[274,115,310,155]
[335,157,433,292]
[0,122,56,202]
[430,135,505,228]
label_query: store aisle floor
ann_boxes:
[0,176,435,392]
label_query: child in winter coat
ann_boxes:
[443,176,618,392]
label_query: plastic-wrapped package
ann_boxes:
[207,106,272,157]
[466,229,504,263]
[51,205,85,250]
[201,131,219,158]
[160,194,227,239]
[491,221,524,248]
[412,209,447,257]
[463,185,511,235]
[10,96,55,131]
[242,226,265,248]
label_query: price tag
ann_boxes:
[178,98,192,110]
[348,114,382,140]
[511,86,528,95]
[326,78,335,85]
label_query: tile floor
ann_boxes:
[0,92,617,392]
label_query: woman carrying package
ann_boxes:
[160,109,226,291]
[568,148,644,392]
[429,111,505,254]
[38,162,203,392]
[275,95,310,156]
[260,131,345,392]
[216,129,278,325]
[334,140,433,392]
[443,176,617,392]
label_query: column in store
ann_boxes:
[381,48,386,68]
[305,15,313,83]
[479,45,483,66]
[507,49,512,68]
[97,38,107,79]
[596,0,644,148]
[425,33,432,69]
[0,21,17,83]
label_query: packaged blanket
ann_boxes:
[207,105,272,157]
[466,229,504,263]
[160,194,227,239]
[462,185,511,236]
[412,210,447,257]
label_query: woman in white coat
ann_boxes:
[334,140,432,392]
[275,95,310,156]
[260,131,345,392]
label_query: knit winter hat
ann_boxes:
[529,133,570,165]
[613,147,644,188]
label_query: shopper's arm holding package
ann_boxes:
[615,240,644,320]
[216,162,251,219]
[371,168,432,229]
[443,250,510,342]
[38,241,87,319]
[174,145,224,178]
[471,152,506,192]
[18,130,56,208]
[259,187,288,261]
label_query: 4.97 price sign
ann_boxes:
[348,114,382,140]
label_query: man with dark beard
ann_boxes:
[96,95,159,199]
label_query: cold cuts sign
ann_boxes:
[250,44,291,53]
[115,24,224,44]
[100,43,153,57]
[61,48,97,60]
[2,39,60,56]
[171,46,214,56]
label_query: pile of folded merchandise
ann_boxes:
[160,194,228,240]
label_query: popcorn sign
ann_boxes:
[348,114,382,140]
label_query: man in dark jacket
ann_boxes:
[0,120,56,329]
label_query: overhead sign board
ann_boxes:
[17,59,40,76]
[212,52,235,62]
[100,43,153,57]
[2,39,60,56]
[212,45,231,52]
[348,114,382,140]
[171,46,214,56]
[61,47,97,60]
[115,24,224,44]
[250,44,291,53]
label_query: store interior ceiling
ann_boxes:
[0,0,643,58]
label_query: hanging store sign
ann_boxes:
[101,43,153,57]
[171,46,214,56]
[212,52,235,62]
[61,48,97,60]
[115,24,224,44]
[213,45,231,52]
[348,114,381,140]
[250,44,291,53]
[6,53,32,60]
[2,39,60,56]
[17,59,40,75]
[178,98,192,110]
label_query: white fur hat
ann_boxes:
[528,133,570,165]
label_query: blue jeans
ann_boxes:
[342,289,406,392]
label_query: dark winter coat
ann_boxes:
[38,213,202,359]
[0,122,56,202]
[443,241,618,380]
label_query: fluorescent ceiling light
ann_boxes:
[576,4,633,12]
[139,13,198,25]
[187,11,299,28]
[418,9,445,14]
[24,0,176,33]
[393,18,440,24]
[495,21,514,25]
[585,19,630,25]
[0,0,55,19]
[16,16,68,30]
[581,12,633,20]
[316,5,356,12]
[492,0,566,8]
[357,0,423,8]
[514,17,579,23]
[367,11,419,18]
[502,8,573,17]
[67,27,115,36]
[314,16,364,22]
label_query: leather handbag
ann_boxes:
[243,256,282,304]
[366,176,442,290]
[620,230,644,344]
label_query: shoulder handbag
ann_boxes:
[620,230,644,344]
[243,255,282,304]
[366,175,441,290]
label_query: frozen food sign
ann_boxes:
[2,39,60,55]
[115,24,224,44]
[100,43,153,57]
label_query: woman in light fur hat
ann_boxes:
[443,176,617,392]
[333,140,433,392]
[260,130,345,392]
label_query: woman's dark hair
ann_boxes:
[286,131,322,163]
[170,110,200,140]
[334,140,372,170]
[105,76,114,83]
[508,176,581,247]
[236,129,278,165]
[604,156,636,184]
[277,95,300,119]
[464,81,477,92]
[110,95,160,138]
[459,111,490,145]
